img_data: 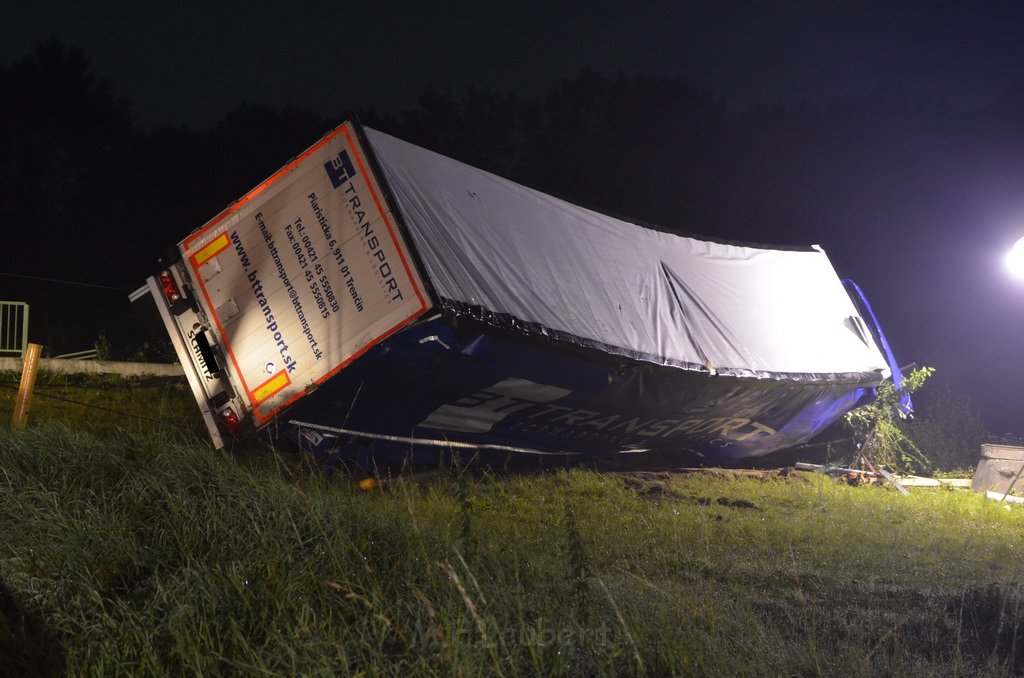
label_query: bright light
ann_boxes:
[1008,236,1024,279]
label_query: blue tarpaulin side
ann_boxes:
[284,317,877,465]
[842,279,912,415]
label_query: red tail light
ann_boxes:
[220,406,242,438]
[159,269,183,304]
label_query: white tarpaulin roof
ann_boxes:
[365,127,889,382]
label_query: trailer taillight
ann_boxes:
[220,406,242,439]
[158,269,183,304]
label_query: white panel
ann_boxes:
[180,123,430,423]
[366,127,888,379]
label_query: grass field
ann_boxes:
[0,370,205,440]
[3,372,1024,676]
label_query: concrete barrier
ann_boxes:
[972,443,1024,494]
[0,357,184,378]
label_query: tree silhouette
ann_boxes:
[0,40,137,352]
[365,85,541,182]
[1,40,135,274]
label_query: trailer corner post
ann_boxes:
[12,343,42,428]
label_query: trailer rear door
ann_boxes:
[178,121,431,430]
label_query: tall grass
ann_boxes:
[3,421,1024,674]
[0,371,205,439]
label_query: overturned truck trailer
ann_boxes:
[136,120,893,464]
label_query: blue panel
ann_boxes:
[283,319,875,466]
[842,279,912,414]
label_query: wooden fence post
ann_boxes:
[12,343,42,428]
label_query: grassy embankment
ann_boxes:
[2,371,1024,675]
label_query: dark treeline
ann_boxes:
[4,40,1024,429]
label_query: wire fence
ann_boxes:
[0,379,200,435]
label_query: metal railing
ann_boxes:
[54,348,99,360]
[0,301,29,358]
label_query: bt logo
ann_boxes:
[324,150,357,189]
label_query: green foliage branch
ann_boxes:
[844,366,935,474]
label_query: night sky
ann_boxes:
[7,2,1024,129]
[5,2,1024,435]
